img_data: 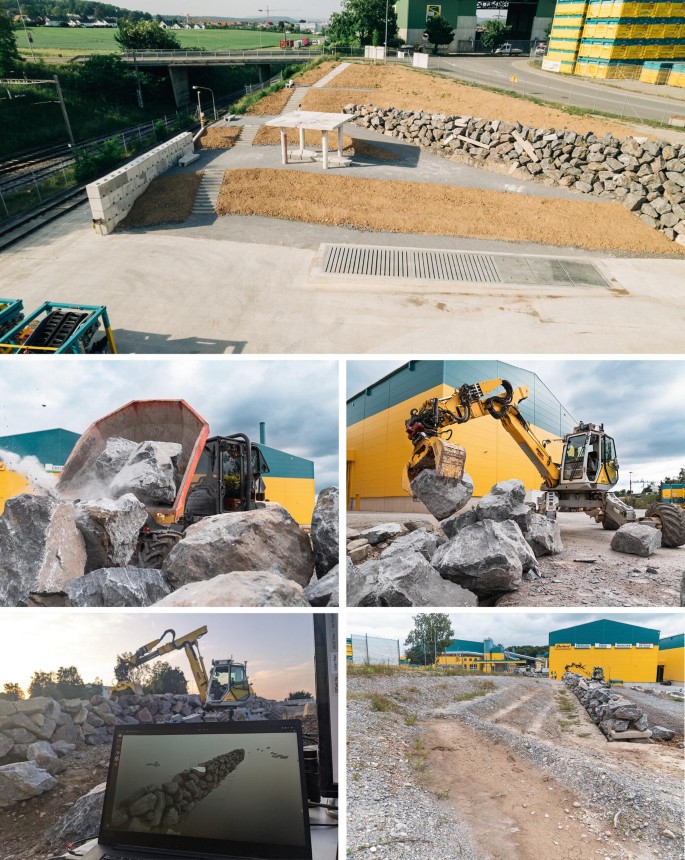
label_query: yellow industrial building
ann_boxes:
[545,0,685,81]
[436,638,542,672]
[347,360,575,512]
[549,619,684,683]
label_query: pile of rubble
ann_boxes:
[630,683,685,701]
[563,672,676,742]
[344,104,685,246]
[0,440,338,608]
[0,690,310,809]
[347,475,563,606]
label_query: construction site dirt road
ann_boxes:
[347,670,684,860]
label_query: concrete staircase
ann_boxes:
[191,169,225,215]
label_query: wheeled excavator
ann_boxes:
[110,626,255,711]
[565,663,606,682]
[402,378,685,547]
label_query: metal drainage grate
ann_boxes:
[320,244,610,288]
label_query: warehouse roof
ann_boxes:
[0,429,80,467]
[255,443,314,480]
[445,638,505,655]
[659,633,684,651]
[549,619,660,647]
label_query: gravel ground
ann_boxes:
[347,671,684,860]
[620,687,685,739]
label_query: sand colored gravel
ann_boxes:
[252,127,400,161]
[294,60,340,86]
[215,168,682,254]
[306,63,644,139]
[118,173,203,229]
[245,88,292,115]
[196,126,242,149]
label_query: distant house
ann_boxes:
[45,17,63,27]
[158,20,168,29]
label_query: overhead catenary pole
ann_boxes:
[384,0,389,60]
[53,75,74,146]
[16,0,35,62]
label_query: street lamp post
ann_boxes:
[192,85,217,122]
[384,0,389,61]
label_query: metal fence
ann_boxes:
[350,634,401,666]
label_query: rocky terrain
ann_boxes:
[347,670,684,860]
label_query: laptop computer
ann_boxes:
[82,720,313,860]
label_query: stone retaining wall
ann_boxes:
[343,104,685,245]
[563,672,655,742]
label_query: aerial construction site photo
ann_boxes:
[346,610,684,860]
[346,359,685,607]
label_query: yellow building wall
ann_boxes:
[0,465,30,516]
[549,645,658,682]
[658,647,684,683]
[263,476,316,526]
[436,652,507,673]
[347,383,565,506]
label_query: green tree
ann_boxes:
[28,670,58,699]
[0,2,21,75]
[143,662,188,695]
[404,613,454,666]
[325,11,356,45]
[505,645,547,657]
[1,682,25,700]
[287,690,313,700]
[481,19,511,52]
[423,15,454,55]
[114,19,181,51]
[329,0,398,47]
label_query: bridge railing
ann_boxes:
[121,46,367,63]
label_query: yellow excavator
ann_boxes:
[110,626,255,710]
[402,378,685,547]
[565,663,605,682]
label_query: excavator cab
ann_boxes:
[206,659,254,708]
[559,423,619,490]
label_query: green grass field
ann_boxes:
[17,27,289,59]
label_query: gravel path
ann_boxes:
[620,687,685,738]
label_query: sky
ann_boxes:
[113,2,342,19]
[0,358,339,491]
[0,611,317,700]
[346,359,685,490]
[346,609,685,649]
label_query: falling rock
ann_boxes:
[432,520,523,597]
[347,558,381,607]
[524,513,564,556]
[153,570,310,607]
[376,551,478,607]
[380,527,441,562]
[304,565,339,607]
[75,494,148,571]
[93,437,138,484]
[163,504,314,588]
[410,469,474,521]
[476,479,532,531]
[66,567,172,607]
[650,725,676,741]
[0,761,57,807]
[311,487,339,577]
[359,522,406,545]
[46,783,106,847]
[0,495,86,607]
[610,523,662,557]
[110,441,182,505]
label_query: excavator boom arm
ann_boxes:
[113,626,209,692]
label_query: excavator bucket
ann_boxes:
[402,437,467,494]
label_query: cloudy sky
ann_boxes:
[117,2,340,19]
[0,359,339,490]
[347,359,685,490]
[0,611,317,701]
[346,610,684,649]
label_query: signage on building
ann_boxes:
[615,643,632,649]
[595,644,612,649]
[427,4,441,17]
[542,59,561,73]
[636,643,654,649]
[574,643,591,649]
[554,643,571,649]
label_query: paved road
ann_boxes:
[431,55,685,126]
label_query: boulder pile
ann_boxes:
[563,672,676,742]
[347,477,563,606]
[344,104,685,245]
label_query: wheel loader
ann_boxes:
[56,399,270,566]
[402,378,685,548]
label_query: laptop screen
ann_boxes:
[99,721,312,860]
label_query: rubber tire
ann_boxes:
[644,503,685,548]
[601,511,621,531]
[138,532,182,568]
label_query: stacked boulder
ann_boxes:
[347,476,563,606]
[304,487,340,607]
[344,104,685,246]
[563,672,676,742]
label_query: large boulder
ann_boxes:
[524,513,564,557]
[0,495,86,606]
[610,523,662,557]
[359,522,405,545]
[347,558,381,607]
[476,480,532,531]
[498,520,540,578]
[0,761,57,807]
[75,494,148,571]
[109,441,182,505]
[375,552,478,607]
[311,487,339,577]
[650,725,676,741]
[441,509,477,540]
[66,567,172,607]
[153,570,309,607]
[26,741,66,775]
[162,504,314,589]
[304,565,339,607]
[46,783,106,847]
[432,520,523,597]
[380,527,441,562]
[410,469,474,521]
[93,437,138,484]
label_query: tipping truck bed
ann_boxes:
[57,399,210,522]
